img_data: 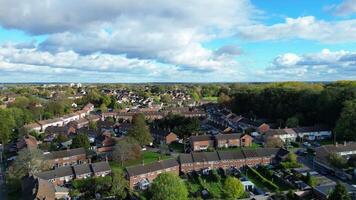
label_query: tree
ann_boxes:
[150,173,188,200]
[190,91,200,102]
[223,176,244,199]
[334,100,356,141]
[265,136,284,148]
[304,172,317,187]
[11,148,50,178]
[218,93,231,106]
[0,109,15,144]
[328,152,348,169]
[100,103,108,112]
[89,120,97,130]
[113,137,141,165]
[71,133,90,150]
[127,113,152,146]
[328,182,351,200]
[110,170,128,199]
[286,116,299,128]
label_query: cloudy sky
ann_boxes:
[0,0,355,82]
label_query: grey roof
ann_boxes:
[35,166,73,180]
[91,161,111,173]
[190,135,213,142]
[179,154,193,164]
[44,148,86,160]
[192,151,220,162]
[255,148,279,157]
[292,125,330,133]
[217,150,245,160]
[214,133,242,140]
[125,159,179,177]
[242,149,259,158]
[73,163,92,175]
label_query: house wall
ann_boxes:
[51,154,87,168]
[191,140,214,151]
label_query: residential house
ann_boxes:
[44,148,87,168]
[237,117,270,133]
[35,161,111,186]
[293,125,332,141]
[214,133,253,148]
[264,128,297,143]
[151,129,178,145]
[16,135,38,150]
[314,142,356,172]
[125,159,179,189]
[190,135,214,151]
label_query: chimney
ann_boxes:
[105,156,108,162]
[344,141,347,146]
[335,142,338,147]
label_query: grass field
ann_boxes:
[110,151,172,170]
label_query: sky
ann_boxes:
[0,0,355,83]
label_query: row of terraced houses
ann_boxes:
[125,147,289,189]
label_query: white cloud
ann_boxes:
[0,44,246,82]
[236,16,356,43]
[330,0,356,16]
[266,49,356,80]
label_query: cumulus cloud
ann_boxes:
[0,44,245,82]
[236,16,356,43]
[214,45,242,56]
[266,49,356,80]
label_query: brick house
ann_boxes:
[190,135,214,151]
[215,133,241,148]
[125,159,179,189]
[44,148,87,168]
[191,151,220,171]
[217,150,246,169]
[151,129,178,145]
[214,133,253,148]
[179,148,287,174]
[240,134,253,147]
[35,161,111,186]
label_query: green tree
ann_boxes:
[328,152,348,169]
[110,170,128,199]
[127,113,152,146]
[328,182,351,200]
[150,173,188,200]
[223,176,244,199]
[0,109,15,144]
[286,116,299,128]
[100,103,108,112]
[191,91,200,102]
[218,93,231,106]
[334,100,356,141]
[71,133,90,150]
[304,172,317,187]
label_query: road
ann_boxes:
[298,154,355,188]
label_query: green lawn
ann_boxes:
[202,96,218,102]
[169,141,184,153]
[110,151,172,169]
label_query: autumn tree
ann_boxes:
[113,137,141,165]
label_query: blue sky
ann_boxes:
[0,0,355,82]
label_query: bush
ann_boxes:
[247,167,279,191]
[291,141,299,148]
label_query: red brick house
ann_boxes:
[240,134,253,147]
[151,129,178,145]
[190,135,214,151]
[125,159,179,189]
[44,148,87,168]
